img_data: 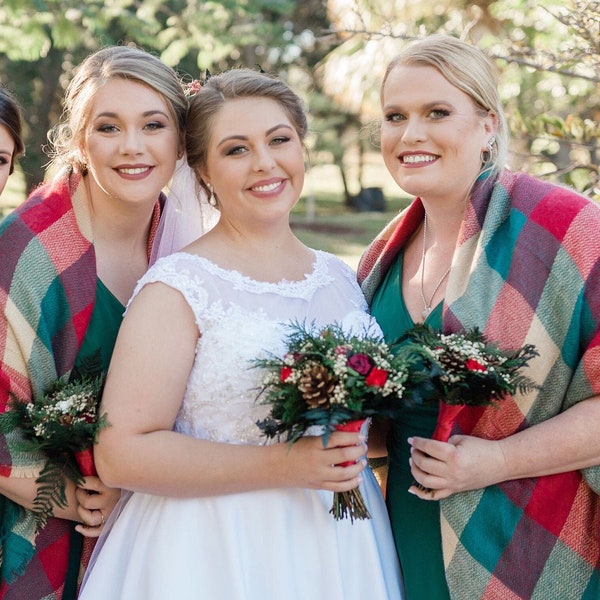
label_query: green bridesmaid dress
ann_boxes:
[371,252,450,600]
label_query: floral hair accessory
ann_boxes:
[184,70,211,97]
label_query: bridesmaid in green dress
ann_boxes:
[359,33,600,600]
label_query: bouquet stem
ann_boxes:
[330,420,371,522]
[74,447,97,477]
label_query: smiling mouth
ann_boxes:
[251,181,283,192]
[401,154,437,164]
[117,167,151,175]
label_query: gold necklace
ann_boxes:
[420,212,451,318]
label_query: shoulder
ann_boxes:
[501,170,598,221]
[129,253,210,310]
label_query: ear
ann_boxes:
[199,171,211,188]
[484,110,499,138]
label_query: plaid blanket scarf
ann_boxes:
[0,170,161,598]
[358,170,600,599]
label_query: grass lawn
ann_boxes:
[291,191,410,270]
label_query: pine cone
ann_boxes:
[298,364,337,409]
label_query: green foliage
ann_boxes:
[398,324,540,408]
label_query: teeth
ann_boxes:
[402,154,436,164]
[119,167,149,175]
[252,181,281,192]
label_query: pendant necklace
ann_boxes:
[420,212,451,319]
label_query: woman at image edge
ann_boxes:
[78,69,404,599]
[359,34,600,599]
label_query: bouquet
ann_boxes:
[0,371,108,531]
[401,324,539,443]
[254,321,420,522]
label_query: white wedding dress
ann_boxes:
[79,250,404,600]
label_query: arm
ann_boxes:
[408,395,600,499]
[95,282,367,497]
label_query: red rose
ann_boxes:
[347,353,372,375]
[365,367,388,387]
[280,366,293,382]
[466,358,486,372]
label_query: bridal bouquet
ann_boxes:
[0,370,107,531]
[400,324,539,443]
[254,321,420,522]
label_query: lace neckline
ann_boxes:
[173,249,331,295]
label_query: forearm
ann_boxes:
[498,395,600,480]
[0,474,81,521]
[95,429,366,497]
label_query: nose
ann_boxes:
[252,144,276,172]
[401,117,427,144]
[119,128,144,155]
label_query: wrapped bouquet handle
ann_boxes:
[74,447,97,477]
[330,419,371,522]
[431,402,464,442]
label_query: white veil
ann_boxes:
[149,157,220,265]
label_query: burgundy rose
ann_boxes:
[347,353,372,375]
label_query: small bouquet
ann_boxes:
[0,371,108,531]
[254,321,419,522]
[401,324,539,443]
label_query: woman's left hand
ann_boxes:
[74,476,121,537]
[407,434,508,500]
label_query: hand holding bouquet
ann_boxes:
[254,321,419,522]
[0,372,107,531]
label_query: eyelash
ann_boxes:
[385,108,451,122]
[0,157,8,166]
[225,136,292,156]
[95,122,165,134]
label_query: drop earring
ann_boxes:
[481,136,496,165]
[207,184,217,207]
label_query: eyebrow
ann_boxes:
[216,123,294,149]
[384,100,453,111]
[93,110,171,120]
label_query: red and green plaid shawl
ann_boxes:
[0,170,161,599]
[358,170,600,599]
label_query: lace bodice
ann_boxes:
[130,250,377,445]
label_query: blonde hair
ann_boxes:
[48,45,187,172]
[382,34,508,176]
